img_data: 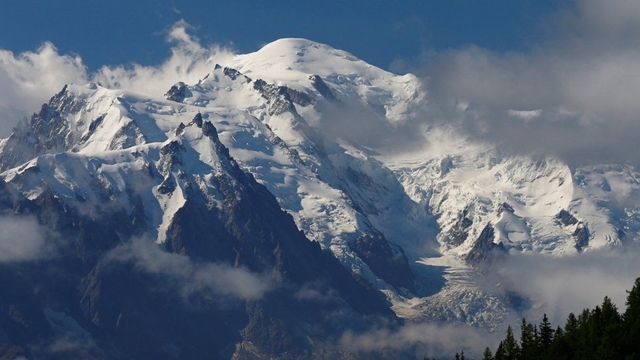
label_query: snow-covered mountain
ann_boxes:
[1,38,640,357]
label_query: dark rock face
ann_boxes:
[79,115,106,145]
[191,112,203,128]
[164,82,190,103]
[0,118,398,359]
[0,87,81,172]
[223,67,252,83]
[573,223,590,252]
[309,75,339,103]
[465,224,507,270]
[253,79,314,115]
[556,209,578,226]
[555,210,590,251]
[449,209,473,246]
[352,232,414,293]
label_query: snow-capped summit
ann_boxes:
[229,38,395,81]
[1,39,640,354]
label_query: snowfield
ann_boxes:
[2,38,640,329]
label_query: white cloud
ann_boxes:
[92,20,235,97]
[0,20,235,138]
[340,248,640,358]
[340,322,500,359]
[490,249,640,326]
[399,0,640,165]
[0,216,51,262]
[0,43,88,137]
[105,237,275,300]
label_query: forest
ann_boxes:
[430,277,640,360]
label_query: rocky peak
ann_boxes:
[201,120,219,141]
[573,223,590,252]
[465,224,508,270]
[351,231,414,293]
[0,93,75,172]
[253,79,314,116]
[223,66,252,83]
[555,210,590,252]
[449,208,474,246]
[190,112,203,128]
[164,82,190,103]
[48,84,84,115]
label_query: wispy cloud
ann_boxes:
[0,215,52,262]
[0,43,88,137]
[340,322,500,359]
[93,20,235,97]
[489,249,640,325]
[0,20,235,138]
[105,237,276,300]
[394,0,640,165]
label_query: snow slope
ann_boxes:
[2,38,640,329]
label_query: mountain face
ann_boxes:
[1,38,640,358]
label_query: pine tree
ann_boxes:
[473,277,640,360]
[564,312,578,334]
[502,325,520,360]
[595,296,622,359]
[519,318,538,359]
[494,341,506,360]
[624,278,640,358]
[539,313,554,351]
[482,347,494,360]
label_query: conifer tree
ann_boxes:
[519,318,538,359]
[539,313,554,351]
[502,325,520,360]
[482,347,493,360]
[624,278,640,358]
[472,277,640,360]
[595,296,622,359]
[494,341,505,360]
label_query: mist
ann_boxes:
[0,215,52,263]
[104,237,276,300]
[340,322,501,359]
[490,249,640,326]
[396,0,640,166]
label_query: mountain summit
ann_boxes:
[0,38,639,358]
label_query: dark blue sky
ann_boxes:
[1,0,565,71]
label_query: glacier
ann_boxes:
[2,37,640,336]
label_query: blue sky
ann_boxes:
[0,0,562,71]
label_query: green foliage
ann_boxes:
[539,313,554,352]
[624,278,640,358]
[482,347,494,360]
[475,277,640,360]
[501,325,520,360]
[520,318,540,359]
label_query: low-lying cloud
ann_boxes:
[490,249,640,326]
[341,322,500,359]
[0,215,51,262]
[105,237,275,300]
[340,248,640,358]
